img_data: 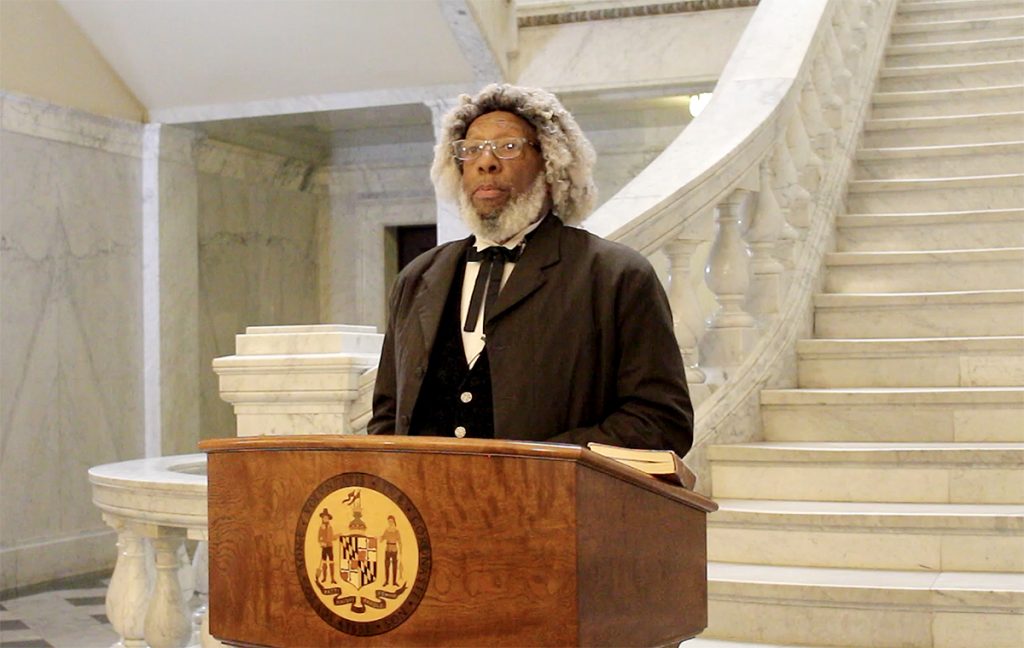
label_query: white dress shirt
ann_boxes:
[459,217,545,366]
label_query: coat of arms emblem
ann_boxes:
[297,473,430,635]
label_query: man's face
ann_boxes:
[459,111,545,217]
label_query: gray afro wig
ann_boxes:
[430,84,598,226]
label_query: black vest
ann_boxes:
[409,260,495,439]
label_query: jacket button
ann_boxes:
[460,391,473,403]
[415,366,425,378]
[454,426,467,438]
[400,415,410,426]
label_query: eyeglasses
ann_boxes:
[451,137,538,161]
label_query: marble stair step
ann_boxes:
[708,442,1024,503]
[709,499,1024,572]
[836,208,1024,251]
[705,562,1024,647]
[878,59,1024,92]
[871,83,1024,118]
[887,35,1024,66]
[846,172,1023,213]
[824,247,1024,292]
[814,289,1024,338]
[897,0,1024,23]
[890,14,1024,45]
[761,387,1024,443]
[685,639,811,648]
[796,336,1024,388]
[854,140,1024,179]
[861,110,1024,147]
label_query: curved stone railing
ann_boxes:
[583,0,896,481]
[89,455,212,648]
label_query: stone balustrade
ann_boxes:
[89,455,210,648]
[89,1,897,644]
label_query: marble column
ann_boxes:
[150,125,202,457]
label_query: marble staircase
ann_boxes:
[700,0,1024,645]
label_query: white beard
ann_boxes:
[458,174,548,244]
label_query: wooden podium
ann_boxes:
[202,436,717,647]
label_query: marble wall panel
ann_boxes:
[514,8,753,91]
[319,143,436,330]
[197,168,320,441]
[1,122,143,589]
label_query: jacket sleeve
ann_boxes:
[367,280,401,436]
[547,261,694,457]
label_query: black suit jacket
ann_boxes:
[369,216,693,457]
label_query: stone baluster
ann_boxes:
[104,515,151,648]
[774,142,812,234]
[834,1,864,80]
[787,105,823,192]
[177,542,195,604]
[145,531,193,648]
[699,189,756,380]
[775,209,800,274]
[861,0,881,31]
[745,158,786,321]
[769,136,802,273]
[802,74,836,157]
[813,54,843,131]
[664,236,712,404]
[825,23,853,103]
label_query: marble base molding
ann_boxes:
[0,529,116,595]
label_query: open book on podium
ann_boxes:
[202,435,717,647]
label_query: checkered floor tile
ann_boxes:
[0,576,117,648]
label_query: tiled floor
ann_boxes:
[0,574,118,648]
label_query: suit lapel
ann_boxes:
[414,237,470,357]
[486,215,562,325]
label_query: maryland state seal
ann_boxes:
[295,473,431,636]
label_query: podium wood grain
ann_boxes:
[204,436,715,647]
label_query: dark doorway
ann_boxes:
[397,225,437,271]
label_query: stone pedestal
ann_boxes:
[212,324,383,437]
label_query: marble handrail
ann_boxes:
[584,0,836,252]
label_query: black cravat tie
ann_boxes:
[464,245,523,333]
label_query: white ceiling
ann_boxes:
[58,0,480,123]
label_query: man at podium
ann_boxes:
[369,84,692,458]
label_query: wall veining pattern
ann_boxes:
[0,93,143,590]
